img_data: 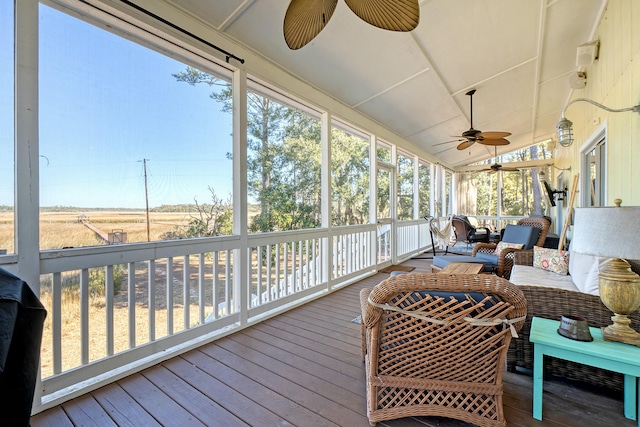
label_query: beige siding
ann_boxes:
[559,0,640,206]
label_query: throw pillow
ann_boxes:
[582,257,615,295]
[533,246,570,275]
[568,251,597,291]
[493,241,524,255]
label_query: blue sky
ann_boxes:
[1,2,234,209]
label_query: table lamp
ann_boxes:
[572,203,640,346]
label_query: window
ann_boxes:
[501,169,538,216]
[458,172,497,217]
[444,170,452,217]
[583,137,605,207]
[38,4,233,249]
[376,141,391,163]
[331,122,370,226]
[0,0,14,255]
[245,83,322,232]
[397,152,414,220]
[418,161,431,218]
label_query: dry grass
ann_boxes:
[38,258,223,378]
[1,210,193,252]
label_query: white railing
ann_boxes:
[331,224,376,282]
[29,223,398,411]
[396,220,432,260]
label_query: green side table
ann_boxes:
[530,316,640,425]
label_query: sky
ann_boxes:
[1,2,234,209]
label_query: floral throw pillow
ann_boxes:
[493,241,524,255]
[533,246,570,275]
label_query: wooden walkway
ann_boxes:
[31,257,635,427]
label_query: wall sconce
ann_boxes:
[556,98,640,147]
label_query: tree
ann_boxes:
[174,66,322,233]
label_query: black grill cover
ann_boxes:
[0,268,47,427]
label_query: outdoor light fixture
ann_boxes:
[556,98,640,147]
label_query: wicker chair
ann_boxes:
[452,215,490,247]
[360,273,527,427]
[507,250,640,392]
[472,217,550,279]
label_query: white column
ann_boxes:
[232,68,248,323]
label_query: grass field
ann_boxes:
[1,210,195,252]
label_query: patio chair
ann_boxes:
[360,273,526,427]
[452,215,490,248]
[472,217,550,279]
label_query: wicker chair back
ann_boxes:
[360,273,526,427]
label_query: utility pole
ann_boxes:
[140,159,151,242]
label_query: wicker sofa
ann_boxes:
[506,249,640,392]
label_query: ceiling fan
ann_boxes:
[481,146,520,173]
[435,89,512,150]
[283,0,420,50]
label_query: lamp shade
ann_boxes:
[572,207,640,260]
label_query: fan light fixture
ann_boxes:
[556,98,640,147]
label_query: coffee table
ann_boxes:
[436,262,484,274]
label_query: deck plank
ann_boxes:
[163,356,295,426]
[117,373,207,427]
[182,349,339,427]
[141,364,248,426]
[199,341,370,427]
[30,258,637,427]
[62,394,117,427]
[90,383,162,427]
[240,327,363,382]
[30,406,75,427]
[226,332,365,403]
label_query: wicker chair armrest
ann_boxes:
[472,242,497,256]
[514,249,534,266]
[359,288,372,361]
[496,248,519,278]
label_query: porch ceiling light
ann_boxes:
[556,98,640,147]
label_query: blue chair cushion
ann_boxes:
[501,224,540,250]
[396,291,499,311]
[432,255,495,272]
[475,252,499,265]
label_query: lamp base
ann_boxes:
[599,258,640,346]
[601,315,640,347]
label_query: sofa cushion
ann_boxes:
[502,224,540,250]
[493,241,524,255]
[509,265,579,292]
[533,246,569,275]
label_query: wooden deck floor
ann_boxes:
[31,256,636,427]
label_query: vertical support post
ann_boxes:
[232,68,248,323]
[14,0,40,288]
[321,112,331,287]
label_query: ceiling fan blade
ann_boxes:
[284,0,338,50]
[432,138,464,147]
[344,0,420,32]
[478,138,510,146]
[478,131,511,139]
[457,140,475,150]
